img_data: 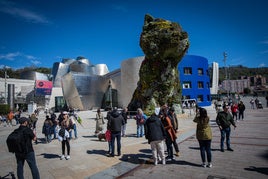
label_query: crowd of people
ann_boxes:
[5,96,266,178]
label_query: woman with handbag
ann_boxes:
[134,108,147,138]
[59,111,72,160]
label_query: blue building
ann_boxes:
[178,55,211,107]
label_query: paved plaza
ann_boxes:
[0,105,267,179]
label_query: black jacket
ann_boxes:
[18,125,35,154]
[108,110,125,132]
[145,114,166,144]
[121,111,128,124]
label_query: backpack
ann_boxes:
[6,128,27,153]
[58,128,65,138]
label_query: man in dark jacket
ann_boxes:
[16,117,40,179]
[107,108,125,157]
[145,108,166,165]
[216,105,236,152]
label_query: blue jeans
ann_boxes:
[108,141,112,154]
[220,127,231,149]
[121,124,126,136]
[15,151,40,179]
[198,140,212,163]
[111,131,121,155]
[137,124,144,137]
[45,134,52,143]
[52,125,57,139]
[166,135,173,158]
[69,124,78,139]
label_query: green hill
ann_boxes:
[213,66,268,84]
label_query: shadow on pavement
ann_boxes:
[188,146,222,152]
[139,149,151,154]
[125,134,138,138]
[86,149,107,156]
[244,166,268,175]
[259,150,268,160]
[82,135,97,138]
[172,160,201,167]
[39,153,60,159]
[119,153,151,164]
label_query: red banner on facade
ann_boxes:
[35,80,53,89]
[35,80,53,95]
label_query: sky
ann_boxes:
[0,0,268,71]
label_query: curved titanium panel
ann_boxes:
[52,62,70,87]
[94,64,109,76]
[77,58,91,66]
[62,58,75,65]
[120,56,144,107]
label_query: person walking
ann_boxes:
[134,108,147,138]
[231,103,238,121]
[50,112,58,139]
[42,115,53,143]
[107,108,125,157]
[160,106,177,161]
[95,108,105,134]
[193,108,212,168]
[15,117,40,179]
[168,107,180,157]
[29,113,38,130]
[121,107,128,137]
[216,105,236,152]
[7,110,14,127]
[238,101,246,120]
[145,107,166,165]
[59,111,72,160]
[250,98,255,109]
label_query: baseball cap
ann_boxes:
[19,117,29,124]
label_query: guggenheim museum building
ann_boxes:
[49,55,215,112]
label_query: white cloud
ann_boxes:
[25,55,36,60]
[0,52,21,60]
[31,60,41,65]
[0,65,11,69]
[258,63,266,67]
[0,0,51,24]
[0,52,41,65]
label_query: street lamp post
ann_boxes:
[4,69,7,104]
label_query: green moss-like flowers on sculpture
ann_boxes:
[128,14,189,113]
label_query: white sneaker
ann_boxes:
[60,155,65,160]
[207,163,212,168]
[154,160,158,165]
[66,155,70,160]
[162,160,166,165]
[201,163,206,168]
